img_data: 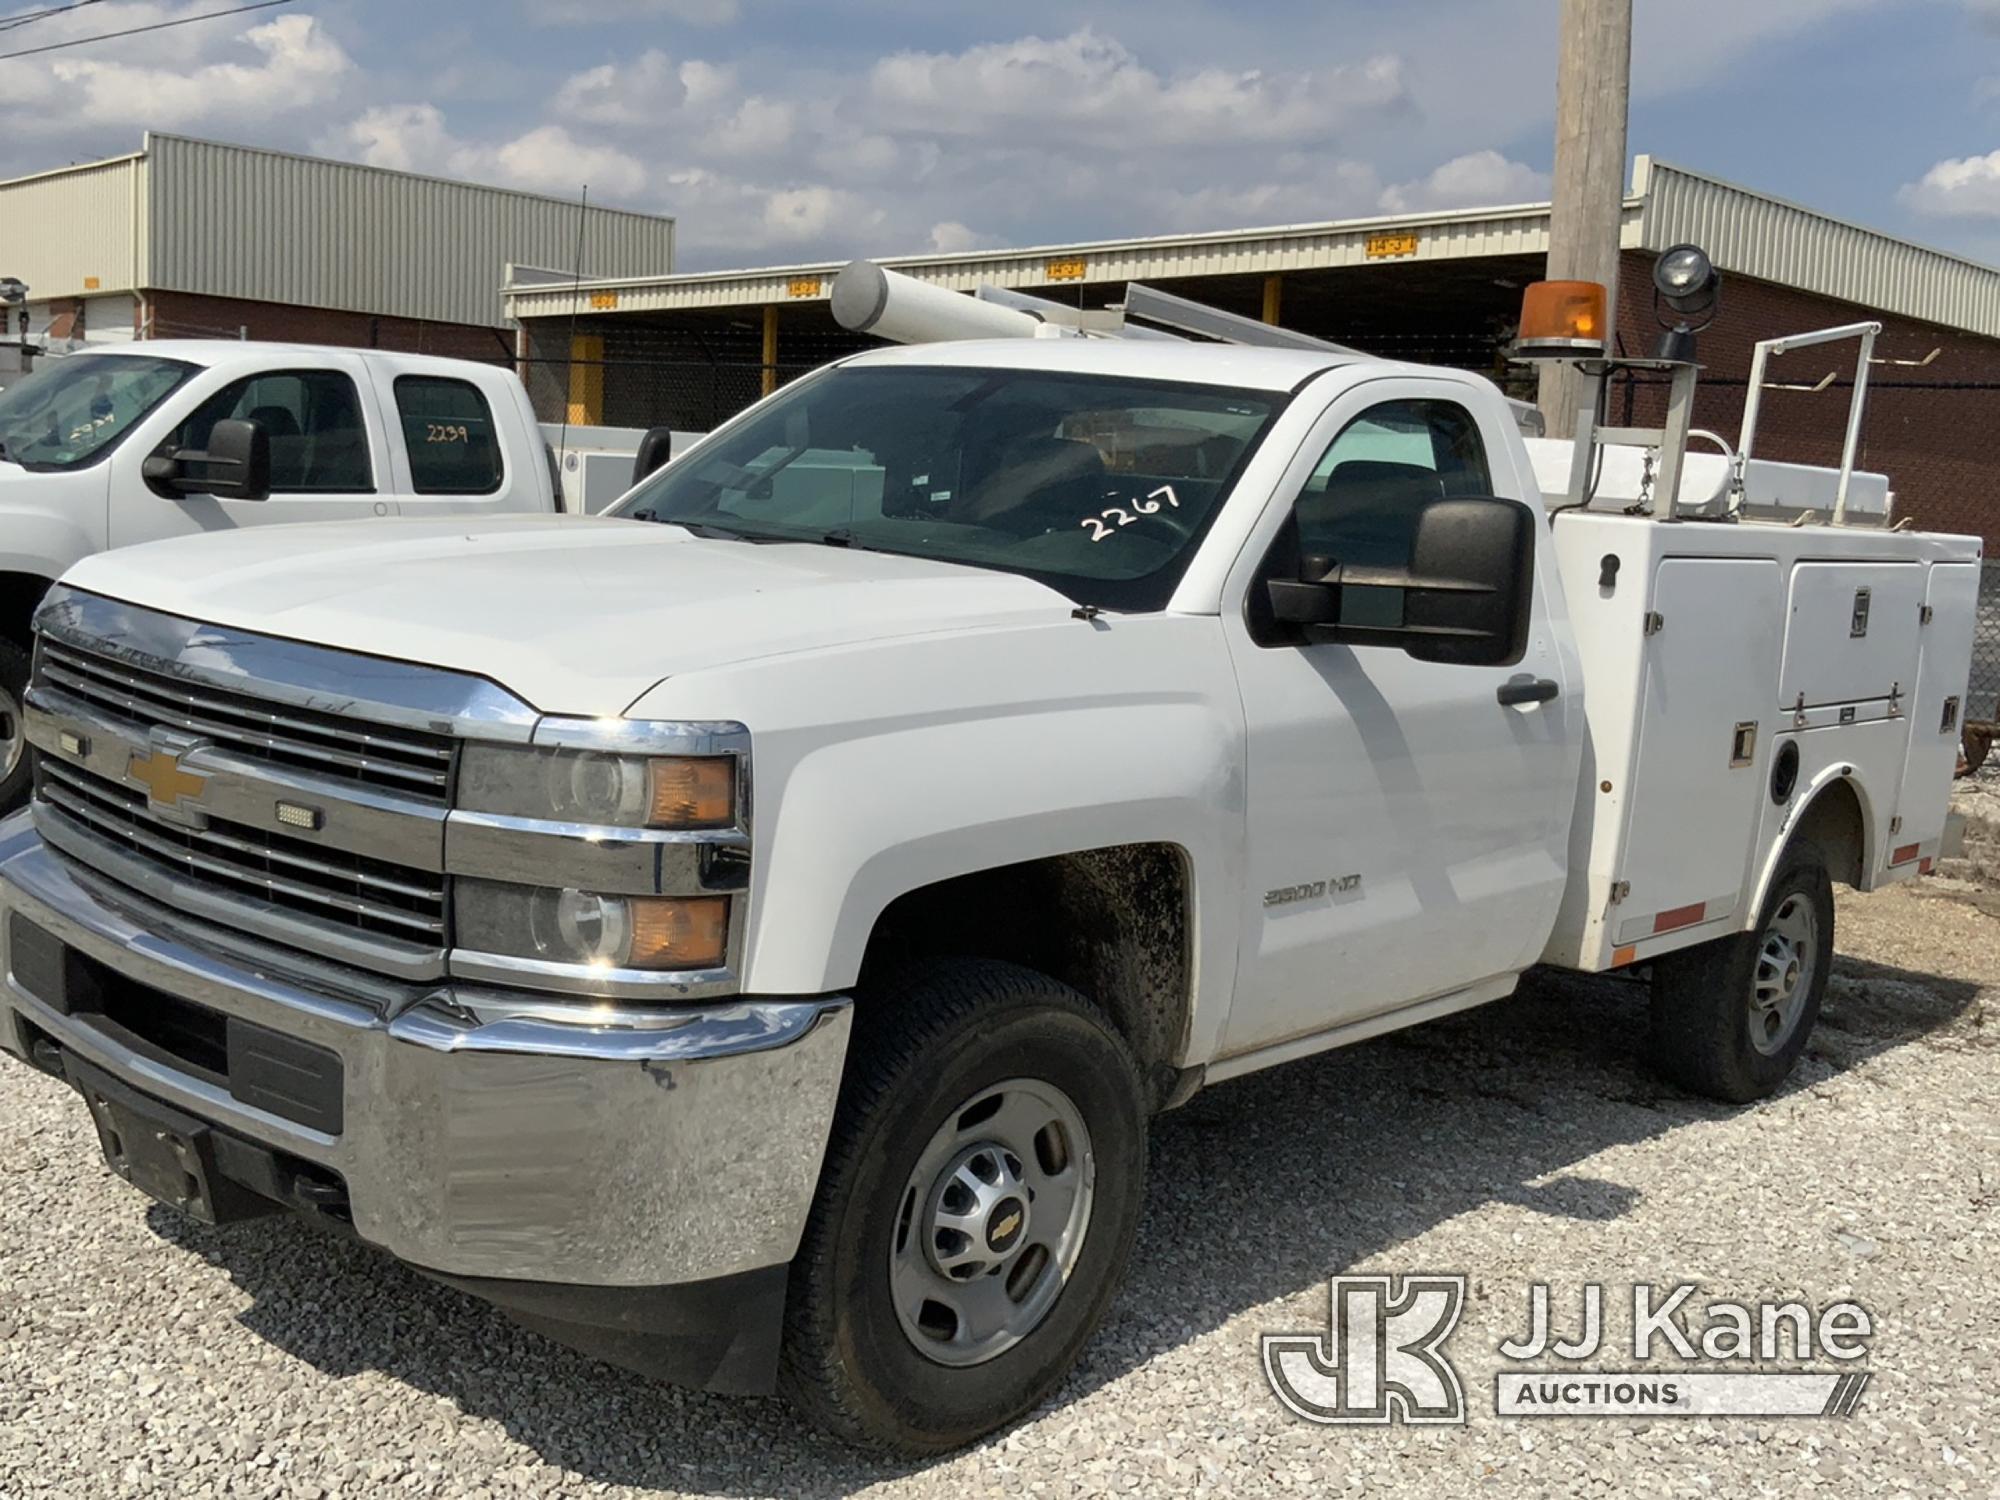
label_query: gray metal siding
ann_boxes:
[143,133,673,327]
[1637,158,2000,340]
[0,153,144,299]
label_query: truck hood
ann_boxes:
[60,514,1077,716]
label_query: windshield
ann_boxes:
[613,364,1284,610]
[0,354,195,471]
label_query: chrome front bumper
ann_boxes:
[0,816,851,1288]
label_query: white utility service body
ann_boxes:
[0,327,1978,1450]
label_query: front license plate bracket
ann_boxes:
[63,1056,275,1225]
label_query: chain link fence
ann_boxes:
[1972,561,2000,734]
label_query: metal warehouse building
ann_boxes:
[505,156,2000,551]
[0,132,674,360]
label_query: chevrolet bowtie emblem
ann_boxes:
[129,749,208,809]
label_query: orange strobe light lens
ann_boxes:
[1516,280,1607,355]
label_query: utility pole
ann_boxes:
[1538,0,1632,437]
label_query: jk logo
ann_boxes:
[1262,1275,1467,1425]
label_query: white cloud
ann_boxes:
[1377,151,1550,215]
[523,0,739,25]
[705,96,795,157]
[326,103,458,175]
[492,125,646,199]
[762,185,881,244]
[553,50,689,127]
[927,220,986,253]
[866,29,1409,150]
[1899,151,2000,217]
[319,109,645,202]
[0,12,351,131]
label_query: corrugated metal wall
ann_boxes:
[142,133,674,327]
[0,153,144,300]
[1638,157,2000,341]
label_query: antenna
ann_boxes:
[556,184,590,486]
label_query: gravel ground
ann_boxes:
[2,787,1996,1498]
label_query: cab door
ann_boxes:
[373,366,533,520]
[109,361,395,548]
[1218,380,1580,1057]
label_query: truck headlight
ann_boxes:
[460,745,737,829]
[456,879,729,971]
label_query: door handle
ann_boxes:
[1497,677,1560,707]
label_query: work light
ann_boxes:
[1652,244,1721,361]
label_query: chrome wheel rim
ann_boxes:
[889,1077,1095,1368]
[1750,893,1817,1055]
[0,678,20,784]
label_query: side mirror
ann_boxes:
[631,427,675,486]
[142,418,271,501]
[1265,496,1535,668]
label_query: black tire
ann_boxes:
[781,958,1148,1454]
[1647,839,1834,1103]
[0,637,30,815]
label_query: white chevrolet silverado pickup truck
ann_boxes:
[0,341,561,809]
[0,308,1979,1451]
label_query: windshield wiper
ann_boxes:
[645,515,796,544]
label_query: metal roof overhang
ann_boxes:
[505,158,2000,343]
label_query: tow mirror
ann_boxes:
[631,426,675,486]
[1266,496,1534,668]
[142,418,271,501]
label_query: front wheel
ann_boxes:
[0,637,30,814]
[780,959,1148,1454]
[1647,839,1835,1103]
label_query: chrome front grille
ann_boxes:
[16,589,547,980]
[39,639,453,802]
[37,759,447,944]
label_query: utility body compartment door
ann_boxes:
[1217,377,1580,1058]
[1891,560,1980,867]
[1610,557,1783,946]
[1778,561,1924,712]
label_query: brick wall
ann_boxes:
[1610,250,1998,550]
[143,290,515,365]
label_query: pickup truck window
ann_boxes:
[0,354,194,472]
[171,370,374,493]
[1292,399,1494,631]
[395,376,504,495]
[616,365,1282,610]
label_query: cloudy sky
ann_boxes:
[3,0,2000,271]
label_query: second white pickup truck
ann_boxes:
[0,341,562,808]
[0,266,1980,1453]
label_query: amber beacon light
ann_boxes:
[1512,280,1608,359]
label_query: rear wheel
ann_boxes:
[781,959,1148,1454]
[0,637,30,814]
[1647,839,1834,1103]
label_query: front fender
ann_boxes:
[0,464,108,589]
[0,511,96,592]
[627,614,1248,1066]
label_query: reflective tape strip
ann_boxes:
[1652,902,1707,935]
